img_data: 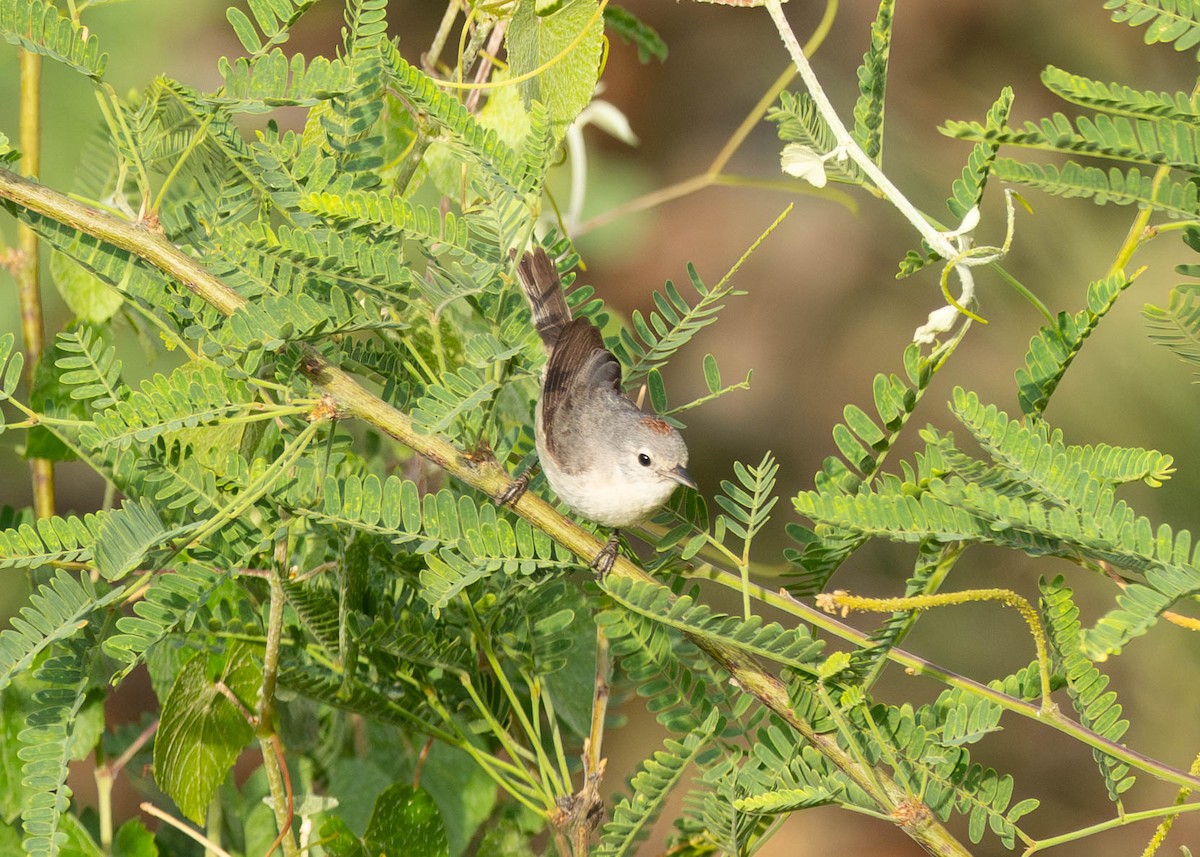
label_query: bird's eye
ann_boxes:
[637,453,652,467]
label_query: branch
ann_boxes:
[17,49,55,517]
[0,166,971,856]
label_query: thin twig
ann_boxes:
[140,802,234,857]
[107,718,159,778]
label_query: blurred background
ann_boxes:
[3,2,1200,854]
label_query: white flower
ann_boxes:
[913,305,961,345]
[780,143,829,188]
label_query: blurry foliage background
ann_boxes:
[2,2,1200,854]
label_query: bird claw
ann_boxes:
[589,531,621,576]
[497,472,530,507]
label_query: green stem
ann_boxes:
[1025,801,1200,854]
[990,262,1053,323]
[17,48,55,520]
[691,562,1200,794]
[815,685,889,807]
[537,682,573,791]
[257,548,298,857]
[94,748,113,852]
[462,598,564,797]
[1139,750,1200,857]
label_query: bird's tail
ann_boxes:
[515,247,572,349]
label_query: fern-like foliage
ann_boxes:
[410,367,501,437]
[92,497,171,582]
[1041,64,1200,123]
[899,88,1012,277]
[610,263,743,389]
[0,513,102,570]
[852,0,894,165]
[597,584,740,735]
[1105,0,1200,55]
[786,337,963,594]
[212,220,415,305]
[1016,272,1134,416]
[53,325,125,410]
[672,748,776,854]
[18,638,91,857]
[596,710,720,857]
[868,697,1038,847]
[602,576,824,673]
[942,111,1200,172]
[941,63,1200,226]
[287,477,574,610]
[215,289,402,356]
[299,189,477,259]
[0,0,107,78]
[78,364,258,451]
[380,40,528,196]
[603,6,668,64]
[714,452,778,551]
[0,570,105,691]
[990,158,1200,217]
[767,91,866,185]
[224,0,323,58]
[216,49,353,112]
[795,387,1193,658]
[102,564,226,680]
[1040,577,1135,802]
[1145,282,1200,370]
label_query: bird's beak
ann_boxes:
[668,465,697,490]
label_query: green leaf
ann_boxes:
[506,0,605,139]
[111,819,157,857]
[404,743,497,857]
[852,0,894,164]
[1105,0,1200,56]
[1144,282,1200,371]
[0,0,108,78]
[363,784,449,857]
[327,758,392,836]
[153,643,258,824]
[226,7,264,54]
[734,786,839,814]
[320,816,369,857]
[646,368,668,414]
[1016,273,1133,415]
[603,5,667,63]
[93,498,168,582]
[702,353,721,394]
[0,671,41,820]
[49,250,124,324]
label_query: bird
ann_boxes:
[500,247,696,573]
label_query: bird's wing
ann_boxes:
[540,318,622,455]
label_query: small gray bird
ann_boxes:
[501,247,696,573]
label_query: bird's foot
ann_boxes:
[589,531,621,577]
[497,471,530,507]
